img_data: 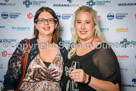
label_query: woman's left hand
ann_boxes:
[70,69,88,83]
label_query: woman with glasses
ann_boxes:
[62,6,121,91]
[3,7,67,91]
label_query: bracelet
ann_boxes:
[85,75,91,85]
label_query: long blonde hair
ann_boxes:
[68,5,104,59]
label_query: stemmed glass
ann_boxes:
[71,61,80,70]
[70,61,80,91]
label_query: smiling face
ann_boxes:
[35,11,58,38]
[75,12,96,43]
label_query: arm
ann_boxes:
[3,40,25,90]
[87,74,120,91]
[70,69,120,91]
[70,43,121,91]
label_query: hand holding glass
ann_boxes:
[71,61,80,71]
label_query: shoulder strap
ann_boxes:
[16,39,30,91]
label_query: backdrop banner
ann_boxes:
[0,0,136,91]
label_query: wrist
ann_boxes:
[85,75,91,85]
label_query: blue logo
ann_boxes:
[107,13,128,20]
[67,0,72,3]
[0,80,3,83]
[122,78,136,88]
[120,68,128,72]
[0,26,5,28]
[23,0,32,8]
[62,14,73,20]
[86,0,95,6]
[12,27,30,31]
[0,39,16,43]
[56,13,61,19]
[120,38,130,48]
[1,12,8,19]
[132,78,136,84]
[1,12,21,19]
[116,13,128,19]
[107,13,114,20]
[0,0,16,6]
[53,4,70,7]
[100,28,109,32]
[5,0,9,2]
[118,3,136,6]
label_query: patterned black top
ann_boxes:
[62,43,121,91]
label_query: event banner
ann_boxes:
[0,0,136,91]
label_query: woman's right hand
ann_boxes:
[70,69,88,83]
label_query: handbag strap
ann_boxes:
[16,39,30,91]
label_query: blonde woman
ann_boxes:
[62,6,121,91]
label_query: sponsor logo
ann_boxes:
[0,64,3,69]
[117,55,129,60]
[121,78,136,88]
[62,13,73,20]
[67,0,72,3]
[23,0,32,8]
[27,13,34,19]
[116,28,128,32]
[107,13,128,20]
[86,0,95,6]
[86,0,111,7]
[100,27,109,32]
[118,3,136,6]
[1,50,12,57]
[97,15,101,19]
[0,38,16,43]
[0,0,16,6]
[10,13,21,19]
[53,4,79,7]
[120,38,130,48]
[12,27,30,31]
[0,80,3,83]
[23,0,46,8]
[0,26,5,28]
[56,13,73,20]
[56,13,61,19]
[1,12,8,19]
[120,38,136,48]
[120,68,128,72]
[1,12,21,19]
[53,0,79,7]
[107,13,114,20]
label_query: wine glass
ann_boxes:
[71,61,80,70]
[70,61,80,91]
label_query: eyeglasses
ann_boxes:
[35,18,57,24]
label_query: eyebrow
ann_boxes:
[38,18,54,19]
[76,20,92,21]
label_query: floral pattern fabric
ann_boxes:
[20,51,63,91]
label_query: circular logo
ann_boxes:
[107,13,114,20]
[56,13,61,19]
[1,12,8,19]
[5,0,9,2]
